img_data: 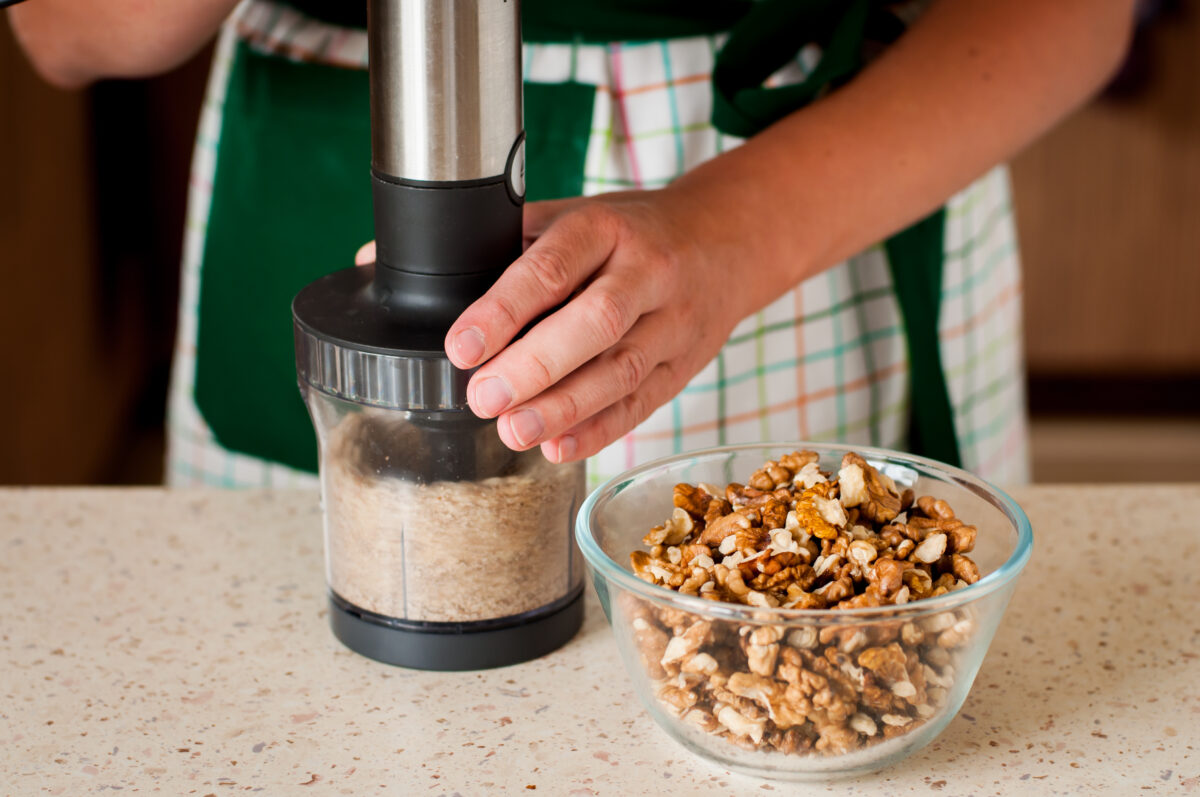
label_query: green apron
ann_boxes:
[193,0,961,475]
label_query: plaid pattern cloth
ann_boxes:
[166,1,1029,490]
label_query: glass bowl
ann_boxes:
[576,443,1032,781]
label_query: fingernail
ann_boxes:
[452,328,485,366]
[473,376,512,417]
[509,409,545,447]
[557,434,578,462]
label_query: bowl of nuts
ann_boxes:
[576,443,1032,780]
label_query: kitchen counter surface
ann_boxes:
[1,486,1196,796]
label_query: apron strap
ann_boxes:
[885,210,963,467]
[711,0,872,138]
[524,82,596,202]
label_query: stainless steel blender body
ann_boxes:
[369,0,522,183]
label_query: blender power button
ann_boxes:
[506,134,526,203]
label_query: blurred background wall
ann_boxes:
[1011,0,1200,481]
[0,20,210,484]
[1,4,1197,485]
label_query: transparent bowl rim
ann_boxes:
[575,442,1033,623]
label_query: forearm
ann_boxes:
[8,0,239,88]
[669,0,1135,315]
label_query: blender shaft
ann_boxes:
[368,0,522,183]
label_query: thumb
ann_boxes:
[355,240,376,266]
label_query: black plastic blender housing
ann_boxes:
[292,0,582,671]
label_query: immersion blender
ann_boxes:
[292,0,585,670]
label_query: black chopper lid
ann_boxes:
[293,265,470,411]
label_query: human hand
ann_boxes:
[431,190,755,464]
[356,189,755,464]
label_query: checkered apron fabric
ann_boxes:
[166,1,1029,489]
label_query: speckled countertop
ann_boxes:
[1,486,1197,796]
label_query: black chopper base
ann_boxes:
[328,588,584,671]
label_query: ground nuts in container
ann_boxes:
[627,451,980,757]
[324,410,585,623]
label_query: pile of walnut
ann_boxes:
[626,451,980,756]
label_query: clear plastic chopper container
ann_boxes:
[298,383,585,670]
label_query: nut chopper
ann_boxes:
[292,0,585,671]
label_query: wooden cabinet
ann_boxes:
[0,18,136,483]
[0,18,208,484]
[1011,8,1200,376]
